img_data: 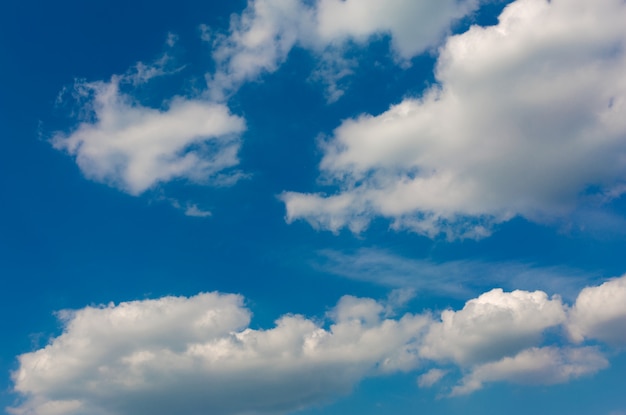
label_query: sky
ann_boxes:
[1,0,626,414]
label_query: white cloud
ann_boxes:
[417,368,448,388]
[12,277,626,413]
[53,75,246,195]
[313,0,479,59]
[450,346,608,396]
[420,288,566,365]
[568,274,626,346]
[207,0,315,100]
[207,0,482,99]
[53,0,486,197]
[11,293,429,415]
[184,203,213,218]
[282,0,626,239]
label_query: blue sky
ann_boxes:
[1,0,626,414]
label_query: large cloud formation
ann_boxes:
[11,275,626,415]
[10,293,430,415]
[282,0,626,239]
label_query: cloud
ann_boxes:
[52,71,246,195]
[568,275,626,346]
[207,0,482,99]
[51,0,487,198]
[450,346,608,396]
[184,204,213,218]
[10,293,430,415]
[316,248,597,301]
[420,288,566,365]
[282,0,626,239]
[11,277,626,413]
[417,368,448,388]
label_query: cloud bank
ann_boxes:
[11,293,429,415]
[282,0,626,239]
[11,275,626,415]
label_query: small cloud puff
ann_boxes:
[53,58,246,196]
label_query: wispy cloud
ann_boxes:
[315,248,598,301]
[206,0,482,100]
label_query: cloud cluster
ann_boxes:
[11,293,429,415]
[207,0,482,99]
[282,0,626,239]
[11,275,626,414]
[54,0,482,196]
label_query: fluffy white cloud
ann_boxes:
[207,0,314,100]
[53,75,246,195]
[11,293,430,415]
[450,346,608,396]
[420,288,566,365]
[568,275,626,346]
[207,0,481,99]
[282,0,626,239]
[312,0,482,62]
[12,277,626,413]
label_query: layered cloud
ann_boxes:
[207,0,482,99]
[282,0,626,238]
[11,275,626,414]
[53,73,246,195]
[54,0,484,195]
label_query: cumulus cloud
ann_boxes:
[207,0,482,99]
[11,277,626,413]
[420,288,566,365]
[52,72,246,195]
[450,346,608,396]
[568,275,626,346]
[11,293,430,415]
[282,0,626,239]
